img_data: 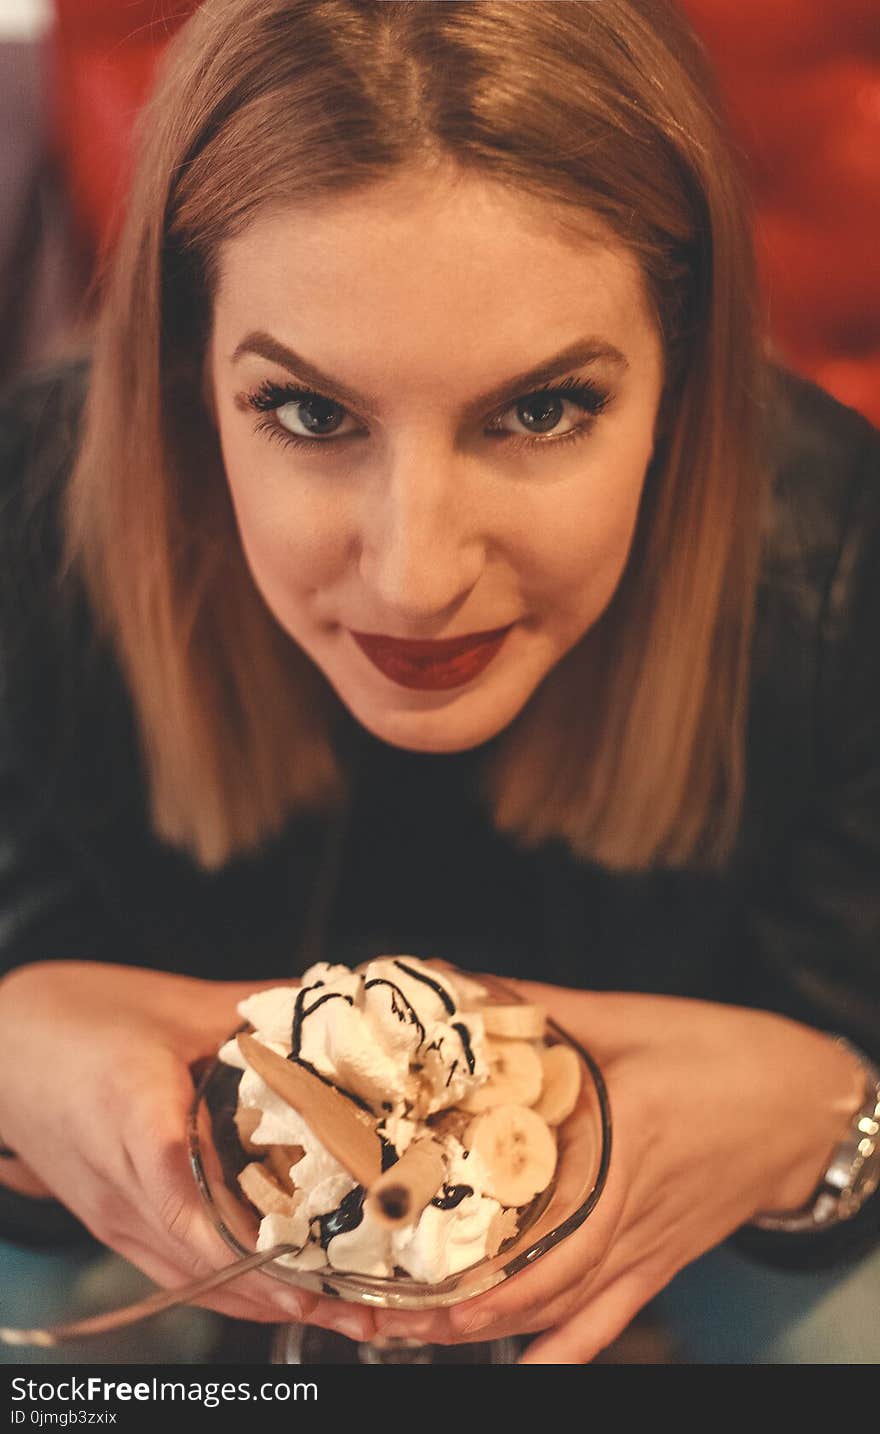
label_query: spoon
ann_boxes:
[0,1243,295,1348]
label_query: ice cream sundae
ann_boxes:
[218,957,582,1284]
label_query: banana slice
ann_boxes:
[533,1044,583,1126]
[464,1104,557,1207]
[482,1003,547,1040]
[460,1037,543,1113]
[238,1161,300,1217]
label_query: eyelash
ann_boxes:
[243,374,611,456]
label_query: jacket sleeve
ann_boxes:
[0,360,126,980]
[743,404,880,1056]
[0,752,122,976]
[0,362,129,1243]
[732,385,880,1269]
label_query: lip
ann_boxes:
[349,624,515,691]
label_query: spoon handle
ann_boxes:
[0,1243,296,1348]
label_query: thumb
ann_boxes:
[197,972,302,1014]
[185,975,294,1064]
[489,976,650,1064]
[491,974,604,1026]
[209,975,295,1006]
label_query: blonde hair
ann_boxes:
[66,0,765,871]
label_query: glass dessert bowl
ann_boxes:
[187,963,611,1362]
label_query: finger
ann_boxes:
[499,1201,703,1351]
[97,1129,314,1326]
[445,1192,626,1341]
[102,1128,319,1326]
[132,1199,316,1323]
[518,1268,656,1364]
[442,1182,669,1349]
[495,976,600,1022]
[117,1078,300,1317]
[371,1306,458,1344]
[0,1156,52,1198]
[376,1238,625,1349]
[496,979,657,1060]
[299,1296,376,1343]
[105,1234,304,1324]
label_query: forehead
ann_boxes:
[212,167,658,379]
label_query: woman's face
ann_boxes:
[208,168,664,753]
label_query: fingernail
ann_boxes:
[453,1307,495,1335]
[279,1295,306,1321]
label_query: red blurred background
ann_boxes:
[9,0,880,425]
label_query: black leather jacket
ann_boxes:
[0,358,878,1265]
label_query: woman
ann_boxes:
[0,0,878,1365]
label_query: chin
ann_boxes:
[343,688,527,755]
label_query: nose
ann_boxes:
[357,438,485,627]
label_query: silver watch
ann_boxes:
[752,1039,880,1234]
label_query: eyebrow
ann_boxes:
[232,331,628,422]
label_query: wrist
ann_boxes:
[753,1038,880,1234]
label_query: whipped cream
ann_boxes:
[220,956,510,1282]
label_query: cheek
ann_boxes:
[517,460,647,617]
[222,444,353,598]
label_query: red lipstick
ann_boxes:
[350,624,514,691]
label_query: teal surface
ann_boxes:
[3,1236,879,1364]
[0,1240,222,1365]
[653,1240,880,1364]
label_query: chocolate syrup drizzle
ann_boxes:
[452,1022,476,1073]
[288,985,374,1114]
[291,986,344,1055]
[363,978,426,1046]
[315,1185,366,1249]
[434,1021,477,1088]
[285,957,475,1147]
[259,966,497,1269]
[313,1135,400,1252]
[393,960,456,1014]
[363,965,474,1093]
[316,1173,473,1249]
[430,1183,474,1210]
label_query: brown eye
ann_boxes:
[492,387,606,443]
[487,376,611,447]
[277,394,350,437]
[513,394,567,434]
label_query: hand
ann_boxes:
[0,1152,52,1199]
[0,961,333,1327]
[369,980,863,1361]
